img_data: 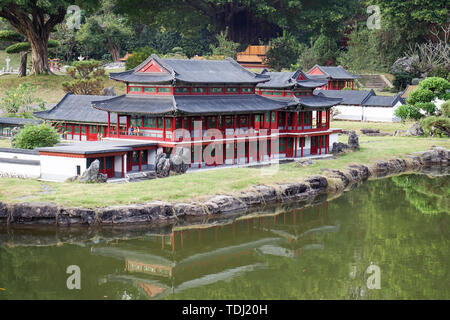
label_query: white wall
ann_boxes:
[40,155,87,182]
[334,105,400,122]
[329,133,339,147]
[0,161,40,179]
[0,151,40,161]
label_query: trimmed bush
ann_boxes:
[125,47,158,70]
[441,100,450,117]
[394,104,423,121]
[12,123,60,149]
[418,77,450,100]
[407,88,435,105]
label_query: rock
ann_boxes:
[173,203,206,217]
[0,202,8,223]
[360,128,380,134]
[348,131,360,150]
[97,201,174,224]
[58,207,96,226]
[78,159,107,183]
[321,169,351,188]
[393,130,406,136]
[278,183,309,200]
[170,147,189,174]
[252,185,278,203]
[155,151,171,178]
[391,56,415,74]
[103,86,116,96]
[332,142,350,154]
[204,195,247,214]
[295,158,314,167]
[304,176,328,190]
[406,122,424,136]
[10,202,59,224]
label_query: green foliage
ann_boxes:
[428,66,450,81]
[311,35,338,65]
[0,30,23,42]
[0,82,45,116]
[393,72,413,91]
[266,33,301,71]
[337,28,382,72]
[12,123,60,150]
[420,116,450,137]
[441,100,450,117]
[292,43,316,71]
[407,88,435,105]
[418,77,450,100]
[125,47,158,70]
[5,40,59,54]
[209,28,239,59]
[394,104,423,121]
[415,102,436,115]
[62,59,106,95]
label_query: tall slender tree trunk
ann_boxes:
[28,33,50,74]
[109,45,121,63]
[18,51,27,77]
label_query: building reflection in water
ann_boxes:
[92,201,339,299]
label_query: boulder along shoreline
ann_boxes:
[0,147,448,226]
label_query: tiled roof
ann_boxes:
[93,94,289,115]
[307,65,359,80]
[363,94,403,107]
[257,70,327,89]
[314,89,375,105]
[34,93,126,124]
[110,54,270,84]
[0,117,42,125]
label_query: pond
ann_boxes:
[0,173,448,300]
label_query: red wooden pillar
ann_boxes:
[294,112,298,131]
[319,136,322,155]
[138,150,142,172]
[294,137,297,158]
[121,154,125,178]
[284,111,288,131]
[107,112,110,137]
[301,137,304,157]
[64,123,67,139]
[162,117,166,141]
[116,114,120,138]
[301,112,304,131]
[79,124,82,141]
[325,135,329,154]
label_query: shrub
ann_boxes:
[291,43,316,71]
[394,104,423,121]
[0,82,45,117]
[407,88,435,105]
[420,116,450,137]
[125,47,158,70]
[428,66,450,81]
[62,60,106,95]
[418,77,450,100]
[441,100,450,117]
[209,28,239,59]
[12,123,60,149]
[415,102,436,115]
[393,72,413,91]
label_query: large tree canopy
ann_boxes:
[0,0,100,74]
[113,0,364,44]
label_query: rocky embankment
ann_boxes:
[0,147,448,226]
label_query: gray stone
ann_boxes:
[204,195,247,214]
[391,56,415,74]
[348,131,360,150]
[155,151,171,178]
[406,122,424,136]
[332,142,350,154]
[295,158,314,167]
[360,128,380,134]
[393,130,407,136]
[103,86,116,96]
[305,176,328,190]
[78,159,107,183]
[10,202,59,224]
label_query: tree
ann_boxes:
[76,1,133,62]
[125,47,158,70]
[0,30,59,76]
[266,32,301,71]
[417,77,450,100]
[62,60,106,95]
[12,123,59,149]
[0,0,100,74]
[311,35,338,65]
[209,28,240,59]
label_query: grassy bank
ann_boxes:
[0,134,448,208]
[0,139,11,148]
[0,72,126,105]
[332,120,414,134]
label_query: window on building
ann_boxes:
[141,150,148,164]
[74,126,80,133]
[241,88,253,93]
[278,113,284,125]
[143,87,156,93]
[81,126,86,134]
[132,151,139,164]
[183,118,190,129]
[264,112,270,123]
[165,118,172,129]
[157,118,163,129]
[192,87,206,93]
[129,87,141,93]
[175,87,189,93]
[271,112,276,123]
[279,138,285,152]
[272,91,283,96]
[208,117,216,128]
[225,116,233,127]
[209,87,223,93]
[226,87,238,93]
[89,126,97,134]
[261,91,272,95]
[255,115,260,122]
[175,118,182,129]
[130,117,142,127]
[158,87,171,93]
[105,157,112,170]
[144,117,157,128]
[240,116,248,126]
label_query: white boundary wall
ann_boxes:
[40,155,87,182]
[334,104,401,122]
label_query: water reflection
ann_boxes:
[0,173,448,300]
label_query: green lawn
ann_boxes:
[0,134,448,208]
[0,73,126,105]
[331,120,414,134]
[0,139,11,148]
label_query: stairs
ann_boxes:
[358,74,393,91]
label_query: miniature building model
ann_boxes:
[307,65,359,90]
[34,54,343,181]
[236,45,270,69]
